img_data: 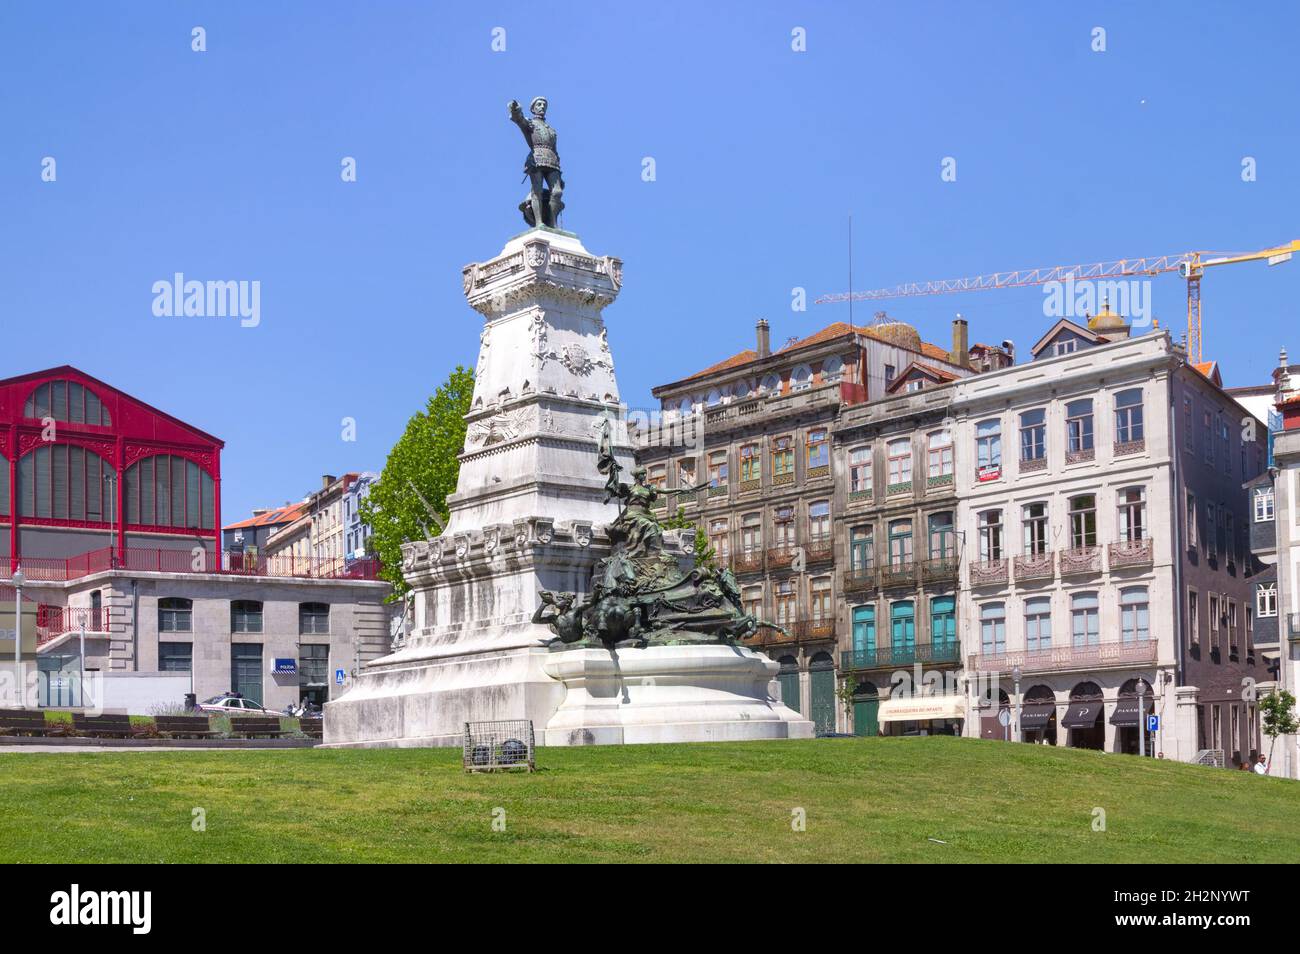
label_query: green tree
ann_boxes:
[659,508,716,569]
[360,366,474,599]
[1260,689,1299,775]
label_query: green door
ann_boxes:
[231,643,264,706]
[776,656,800,712]
[810,653,836,734]
[854,698,879,737]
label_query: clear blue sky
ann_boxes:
[3,2,1297,523]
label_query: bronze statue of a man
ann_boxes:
[509,96,564,229]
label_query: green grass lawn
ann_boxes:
[1,736,1296,863]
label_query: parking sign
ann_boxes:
[1147,714,1159,733]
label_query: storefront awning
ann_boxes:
[1019,703,1056,730]
[1061,701,1102,729]
[877,695,966,723]
[1109,696,1151,727]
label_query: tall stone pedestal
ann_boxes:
[323,225,811,748]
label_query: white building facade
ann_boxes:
[952,331,1181,754]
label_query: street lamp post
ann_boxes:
[1137,680,1148,758]
[11,567,26,709]
[1012,665,1022,742]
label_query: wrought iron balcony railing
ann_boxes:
[767,546,798,570]
[793,617,836,641]
[921,555,959,583]
[879,560,917,589]
[804,536,834,564]
[841,641,962,671]
[1060,545,1102,576]
[1109,538,1153,569]
[967,638,1158,675]
[969,558,1008,586]
[841,566,877,594]
[731,548,765,574]
[1014,550,1055,582]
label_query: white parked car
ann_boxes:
[196,693,277,716]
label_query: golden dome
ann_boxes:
[1087,298,1128,332]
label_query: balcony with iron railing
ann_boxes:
[842,640,961,671]
[921,554,960,584]
[1059,545,1102,576]
[967,638,1158,675]
[879,559,917,589]
[969,558,1008,586]
[767,545,798,571]
[1108,537,1153,569]
[841,565,877,595]
[748,615,833,648]
[804,535,834,564]
[0,547,383,584]
[731,548,765,574]
[793,616,836,641]
[1014,550,1055,582]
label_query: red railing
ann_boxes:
[34,605,106,647]
[0,548,382,584]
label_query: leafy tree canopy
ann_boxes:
[359,366,474,599]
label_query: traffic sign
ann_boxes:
[1147,714,1159,732]
[335,668,346,687]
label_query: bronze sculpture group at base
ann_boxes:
[533,421,785,649]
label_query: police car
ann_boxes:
[195,692,277,716]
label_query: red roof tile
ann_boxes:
[671,322,958,387]
[223,502,307,531]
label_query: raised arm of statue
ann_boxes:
[508,100,532,142]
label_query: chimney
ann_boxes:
[951,316,969,368]
[756,319,771,358]
[322,474,337,489]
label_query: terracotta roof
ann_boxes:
[670,322,957,387]
[223,502,307,531]
[1194,361,1217,377]
[1278,393,1300,408]
[775,322,858,353]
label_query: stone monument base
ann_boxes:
[541,644,814,746]
[323,642,813,748]
[322,642,565,749]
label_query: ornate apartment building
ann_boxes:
[637,309,1267,763]
[640,317,984,733]
[953,312,1266,763]
[831,382,966,736]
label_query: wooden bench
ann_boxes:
[229,716,287,739]
[154,715,216,739]
[72,713,136,738]
[298,718,323,739]
[0,708,53,737]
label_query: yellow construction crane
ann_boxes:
[816,239,1299,364]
